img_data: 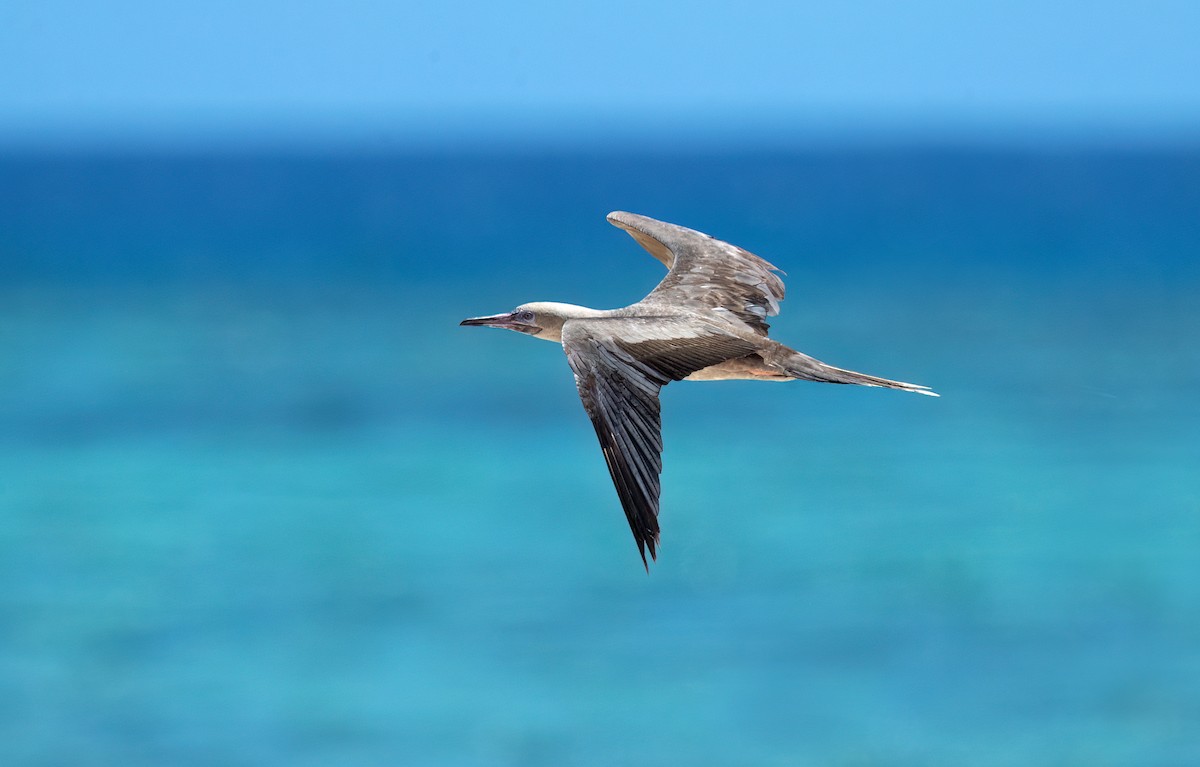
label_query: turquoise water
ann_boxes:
[1,150,1198,765]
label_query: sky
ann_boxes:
[2,0,1199,147]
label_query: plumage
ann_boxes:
[562,317,761,565]
[610,211,786,336]
[461,211,937,569]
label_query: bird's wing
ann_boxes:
[561,317,758,568]
[607,211,786,336]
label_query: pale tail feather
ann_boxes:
[782,351,939,397]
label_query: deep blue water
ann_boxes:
[1,148,1198,766]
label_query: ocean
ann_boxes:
[1,147,1198,765]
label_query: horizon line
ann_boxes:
[2,113,1199,154]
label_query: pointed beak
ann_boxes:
[460,312,517,329]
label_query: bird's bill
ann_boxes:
[460,312,521,329]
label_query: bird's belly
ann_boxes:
[684,355,793,382]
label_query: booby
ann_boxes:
[462,212,937,569]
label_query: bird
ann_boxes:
[461,211,937,569]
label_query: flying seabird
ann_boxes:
[461,212,937,569]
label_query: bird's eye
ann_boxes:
[518,310,536,322]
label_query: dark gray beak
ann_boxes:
[460,311,542,336]
[460,312,519,329]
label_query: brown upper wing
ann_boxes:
[607,211,786,336]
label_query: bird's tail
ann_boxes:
[779,349,939,397]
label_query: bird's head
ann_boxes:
[459,302,572,342]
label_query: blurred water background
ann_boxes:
[1,147,1197,765]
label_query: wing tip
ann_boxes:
[606,210,642,231]
[637,535,659,572]
[607,210,683,236]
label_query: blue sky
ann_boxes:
[2,0,1199,145]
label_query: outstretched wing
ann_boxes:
[607,211,787,336]
[561,317,758,568]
